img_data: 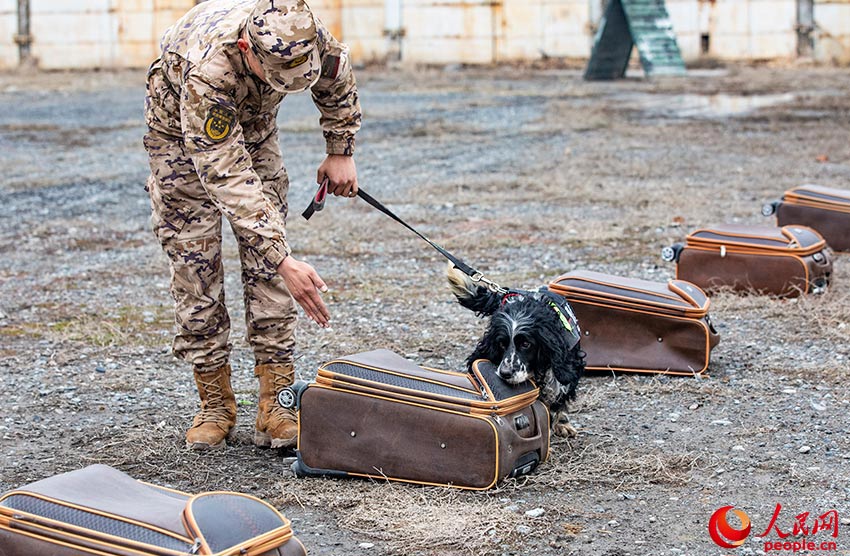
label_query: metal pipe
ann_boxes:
[797,0,814,58]
[15,0,33,66]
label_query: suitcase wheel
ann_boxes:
[811,277,828,295]
[279,380,309,410]
[661,243,684,263]
[761,201,779,217]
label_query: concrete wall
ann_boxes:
[0,0,16,68]
[1,0,850,69]
[713,0,796,60]
[323,0,593,64]
[498,0,591,60]
[0,0,193,70]
[667,0,850,62]
[815,0,850,64]
[30,0,119,69]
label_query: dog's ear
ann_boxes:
[552,344,584,401]
[446,263,501,316]
[532,302,584,400]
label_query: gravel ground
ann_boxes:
[0,64,849,556]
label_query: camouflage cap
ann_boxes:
[246,0,321,93]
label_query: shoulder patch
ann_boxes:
[204,105,235,142]
[321,55,341,79]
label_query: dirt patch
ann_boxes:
[0,65,849,555]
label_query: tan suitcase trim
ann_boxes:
[316,374,536,417]
[574,300,713,375]
[784,185,850,213]
[469,360,542,411]
[0,491,192,556]
[686,226,826,255]
[783,197,850,215]
[551,280,709,317]
[297,384,506,491]
[321,358,481,396]
[674,246,811,289]
[318,359,540,415]
[182,492,293,556]
[0,487,298,556]
[549,271,710,318]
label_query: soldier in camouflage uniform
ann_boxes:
[144,0,361,450]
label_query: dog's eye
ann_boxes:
[518,339,532,351]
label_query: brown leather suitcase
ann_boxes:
[663,224,832,297]
[763,184,850,251]
[0,464,305,556]
[292,350,550,490]
[548,270,719,376]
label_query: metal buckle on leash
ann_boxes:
[301,178,329,221]
[471,272,508,295]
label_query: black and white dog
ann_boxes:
[447,264,585,437]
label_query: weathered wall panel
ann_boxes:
[0,0,193,69]
[0,0,848,69]
[815,0,850,63]
[539,0,592,58]
[0,0,17,68]
[664,0,701,59]
[495,0,590,60]
[30,2,119,69]
[341,0,389,61]
[308,0,343,38]
[400,0,495,64]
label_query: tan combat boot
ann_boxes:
[186,364,237,450]
[254,363,298,449]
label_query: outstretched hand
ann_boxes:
[277,256,330,328]
[317,154,358,198]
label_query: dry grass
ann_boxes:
[268,437,715,555]
[533,439,716,490]
[277,476,549,555]
[47,305,172,348]
[711,288,850,346]
[572,373,725,414]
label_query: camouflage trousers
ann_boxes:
[144,129,297,373]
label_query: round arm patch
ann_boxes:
[204,105,236,142]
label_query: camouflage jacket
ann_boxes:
[145,0,361,268]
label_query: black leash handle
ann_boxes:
[302,182,506,294]
[301,177,329,220]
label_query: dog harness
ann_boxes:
[501,288,582,349]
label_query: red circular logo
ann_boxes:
[708,506,751,549]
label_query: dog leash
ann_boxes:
[302,179,508,295]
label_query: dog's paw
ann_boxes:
[553,421,578,438]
